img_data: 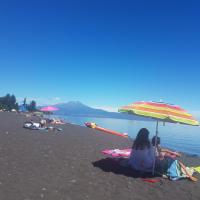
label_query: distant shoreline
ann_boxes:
[52,113,154,121]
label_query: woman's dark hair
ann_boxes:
[132,128,150,150]
[152,136,160,146]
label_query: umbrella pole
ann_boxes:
[152,121,159,175]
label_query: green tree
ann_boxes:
[4,94,11,108]
[15,102,19,110]
[23,98,27,108]
[10,95,17,110]
[27,100,37,112]
[0,94,19,111]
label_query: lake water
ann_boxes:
[53,115,200,156]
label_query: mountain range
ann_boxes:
[45,101,148,121]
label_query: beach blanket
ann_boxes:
[102,149,131,158]
[102,148,197,181]
[102,148,178,159]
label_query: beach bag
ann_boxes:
[166,159,187,181]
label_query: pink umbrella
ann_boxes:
[40,106,59,112]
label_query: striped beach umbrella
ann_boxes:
[119,101,199,126]
[119,101,199,174]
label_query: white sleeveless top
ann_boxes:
[129,145,155,172]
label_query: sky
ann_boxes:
[0,0,200,114]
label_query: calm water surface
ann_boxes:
[53,115,200,156]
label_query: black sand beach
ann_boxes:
[0,112,200,200]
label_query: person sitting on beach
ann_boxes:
[129,128,155,172]
[54,119,65,124]
[40,119,47,128]
[151,136,197,181]
[151,136,181,160]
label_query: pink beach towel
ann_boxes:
[102,148,178,159]
[102,148,132,158]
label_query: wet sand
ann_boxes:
[0,112,200,200]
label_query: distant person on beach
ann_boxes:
[40,119,47,128]
[129,128,155,172]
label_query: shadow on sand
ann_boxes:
[92,158,160,179]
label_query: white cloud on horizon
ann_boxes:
[92,106,118,112]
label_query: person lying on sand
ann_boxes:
[50,118,65,125]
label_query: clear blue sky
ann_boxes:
[0,0,200,112]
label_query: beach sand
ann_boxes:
[0,112,200,200]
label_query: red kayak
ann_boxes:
[84,122,128,138]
